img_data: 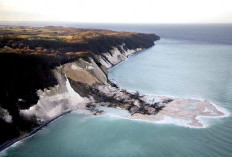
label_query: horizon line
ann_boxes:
[0,21,232,25]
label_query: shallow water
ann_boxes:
[2,25,232,157]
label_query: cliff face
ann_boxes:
[18,45,146,124]
[0,26,160,147]
[94,44,143,68]
[19,69,86,123]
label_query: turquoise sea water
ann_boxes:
[1,24,232,157]
[109,39,232,101]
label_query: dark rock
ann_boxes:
[145,106,156,115]
[129,106,139,115]
[162,98,174,104]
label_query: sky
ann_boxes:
[0,0,232,23]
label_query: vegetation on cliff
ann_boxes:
[0,26,159,55]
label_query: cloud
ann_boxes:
[0,0,232,23]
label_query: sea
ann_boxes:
[1,23,232,157]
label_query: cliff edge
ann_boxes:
[0,26,160,148]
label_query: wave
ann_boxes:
[93,101,230,129]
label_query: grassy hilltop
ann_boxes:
[0,26,157,55]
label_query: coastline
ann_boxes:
[1,39,230,153]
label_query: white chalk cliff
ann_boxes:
[19,44,143,124]
[96,43,143,68]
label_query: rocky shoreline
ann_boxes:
[83,84,226,128]
[85,84,165,116]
